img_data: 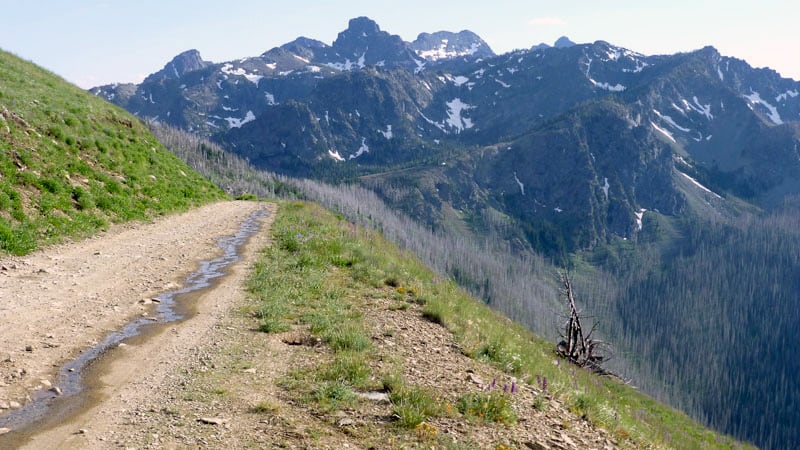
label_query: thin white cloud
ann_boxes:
[529,17,566,26]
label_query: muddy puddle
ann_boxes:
[0,208,269,445]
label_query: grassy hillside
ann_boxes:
[0,49,224,255]
[239,200,751,449]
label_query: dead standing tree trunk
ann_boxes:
[556,271,610,373]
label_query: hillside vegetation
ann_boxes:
[582,205,800,449]
[0,49,224,255]
[152,125,751,448]
[234,200,749,448]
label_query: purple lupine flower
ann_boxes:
[542,376,548,392]
[503,384,508,393]
[511,381,517,394]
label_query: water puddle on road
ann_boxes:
[0,208,269,444]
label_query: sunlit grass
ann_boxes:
[245,200,750,449]
[0,49,225,255]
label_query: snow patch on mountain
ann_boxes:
[635,208,647,230]
[494,78,511,88]
[293,54,311,64]
[513,172,525,196]
[680,172,722,198]
[743,90,783,124]
[603,48,622,61]
[653,109,691,132]
[419,110,446,132]
[265,92,277,105]
[445,98,475,133]
[689,97,713,120]
[622,58,649,73]
[651,121,676,142]
[584,53,625,91]
[776,90,799,103]
[328,149,345,161]
[602,177,610,199]
[225,110,256,129]
[590,79,626,92]
[220,63,263,86]
[325,54,367,71]
[349,138,369,159]
[416,39,483,61]
[452,75,470,86]
[378,125,393,139]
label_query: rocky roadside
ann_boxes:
[81,272,619,449]
[2,199,619,449]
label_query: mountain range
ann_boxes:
[92,16,800,257]
[90,19,800,447]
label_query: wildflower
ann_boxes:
[511,381,517,394]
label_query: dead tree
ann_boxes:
[556,271,611,373]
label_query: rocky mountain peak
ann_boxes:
[144,49,209,84]
[531,36,576,51]
[328,16,417,69]
[281,36,328,52]
[334,16,384,47]
[411,30,495,61]
[554,36,577,48]
[273,36,330,61]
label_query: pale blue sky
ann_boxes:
[1,0,797,88]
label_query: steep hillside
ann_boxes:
[96,17,800,448]
[161,199,749,449]
[0,49,225,255]
[150,126,767,448]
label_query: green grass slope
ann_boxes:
[0,49,225,255]
[248,200,752,449]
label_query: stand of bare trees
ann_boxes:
[149,123,561,336]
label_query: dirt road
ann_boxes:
[0,200,275,448]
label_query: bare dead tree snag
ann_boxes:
[556,271,612,373]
